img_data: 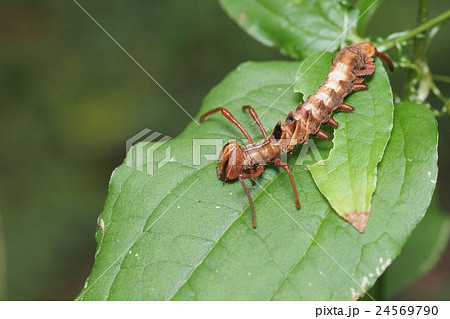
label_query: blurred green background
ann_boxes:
[0,0,449,300]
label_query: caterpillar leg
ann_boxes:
[340,103,355,113]
[200,107,254,143]
[273,158,300,210]
[327,118,339,128]
[242,165,264,180]
[238,165,265,228]
[239,175,257,228]
[241,165,264,179]
[316,130,329,141]
[353,84,368,91]
[242,165,265,188]
[242,105,268,138]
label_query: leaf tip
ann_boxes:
[352,293,365,301]
[343,211,370,233]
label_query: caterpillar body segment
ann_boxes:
[199,42,393,228]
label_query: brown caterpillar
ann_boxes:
[200,42,394,228]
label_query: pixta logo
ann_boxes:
[125,129,172,175]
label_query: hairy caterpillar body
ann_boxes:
[200,42,393,229]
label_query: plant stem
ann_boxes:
[404,0,428,100]
[433,74,450,84]
[378,9,450,51]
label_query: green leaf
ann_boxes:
[295,52,394,232]
[376,197,450,299]
[219,0,360,59]
[77,62,437,300]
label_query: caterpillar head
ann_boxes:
[358,42,376,56]
[217,141,244,181]
[359,42,394,71]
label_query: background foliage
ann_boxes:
[0,0,449,300]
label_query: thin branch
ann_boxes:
[378,9,450,51]
[404,0,428,100]
[433,74,450,84]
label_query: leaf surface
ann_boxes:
[220,0,380,58]
[77,62,437,300]
[219,0,369,59]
